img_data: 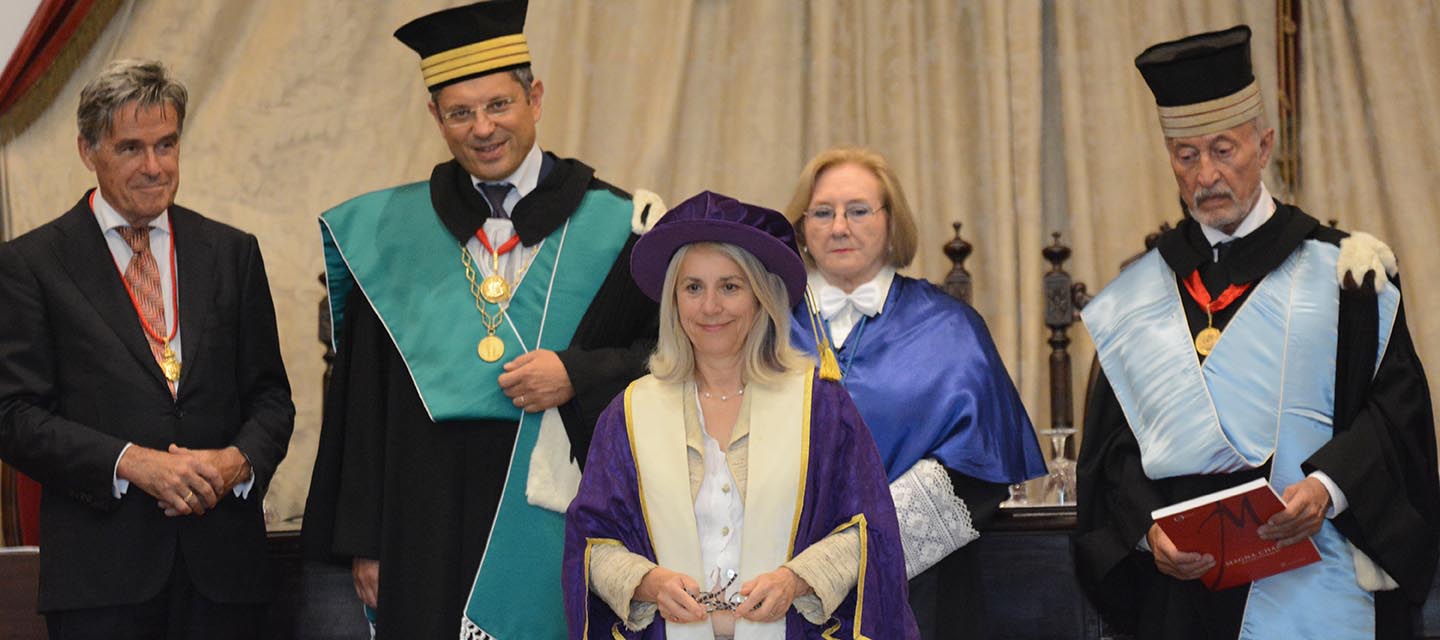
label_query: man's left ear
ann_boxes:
[1258,126,1277,166]
[528,79,544,119]
[426,100,444,129]
[77,135,96,171]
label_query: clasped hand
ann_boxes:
[637,566,811,625]
[117,444,251,517]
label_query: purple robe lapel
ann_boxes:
[564,392,656,638]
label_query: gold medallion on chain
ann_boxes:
[1193,327,1221,356]
[160,345,182,382]
[478,335,505,362]
[480,275,511,303]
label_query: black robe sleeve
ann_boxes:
[947,471,1008,529]
[301,287,389,563]
[1303,275,1440,604]
[554,232,659,467]
[1072,369,1171,628]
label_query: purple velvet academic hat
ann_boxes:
[631,191,807,307]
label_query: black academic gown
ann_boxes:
[1074,204,1440,639]
[907,476,1008,639]
[301,155,659,639]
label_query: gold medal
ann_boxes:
[461,239,537,366]
[160,345,182,382]
[1182,271,1254,359]
[1194,327,1221,356]
[480,274,510,303]
[478,334,505,362]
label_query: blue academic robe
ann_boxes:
[790,274,1046,483]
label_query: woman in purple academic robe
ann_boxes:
[563,191,918,639]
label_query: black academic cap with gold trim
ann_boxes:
[395,0,532,91]
[1135,25,1262,138]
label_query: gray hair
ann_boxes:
[428,65,535,105]
[77,59,188,147]
[648,242,814,385]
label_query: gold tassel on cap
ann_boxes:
[803,288,842,381]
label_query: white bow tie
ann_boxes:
[818,282,881,320]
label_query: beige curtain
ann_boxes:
[0,0,458,527]
[542,0,1050,454]
[1298,0,1440,406]
[1049,2,1279,440]
[1,1,1436,525]
[0,0,1051,524]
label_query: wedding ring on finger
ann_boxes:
[182,491,194,503]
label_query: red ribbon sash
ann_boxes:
[475,227,521,257]
[1182,270,1253,313]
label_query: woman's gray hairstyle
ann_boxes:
[648,242,813,385]
[77,59,188,147]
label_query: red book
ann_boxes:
[1150,478,1321,591]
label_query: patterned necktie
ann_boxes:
[481,182,513,219]
[116,226,170,377]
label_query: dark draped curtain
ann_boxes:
[0,4,80,545]
[0,0,96,118]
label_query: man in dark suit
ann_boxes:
[0,59,294,639]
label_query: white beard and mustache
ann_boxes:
[1189,183,1259,232]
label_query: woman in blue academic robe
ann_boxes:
[783,148,1049,639]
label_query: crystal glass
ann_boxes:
[1040,428,1078,505]
[1001,481,1031,507]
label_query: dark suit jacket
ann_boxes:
[0,192,294,612]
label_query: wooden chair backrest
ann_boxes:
[937,225,1090,445]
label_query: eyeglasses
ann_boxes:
[804,203,884,226]
[439,96,519,128]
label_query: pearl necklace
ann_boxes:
[700,386,745,402]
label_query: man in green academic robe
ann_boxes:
[301,2,662,638]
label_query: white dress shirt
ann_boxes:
[693,390,745,604]
[466,143,545,292]
[94,189,253,500]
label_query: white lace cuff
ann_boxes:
[890,458,979,579]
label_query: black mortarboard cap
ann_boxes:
[1134,25,1263,137]
[395,0,532,91]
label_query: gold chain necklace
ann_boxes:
[461,241,539,362]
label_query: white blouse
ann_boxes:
[693,393,745,602]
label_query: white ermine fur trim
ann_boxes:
[460,619,498,640]
[1350,542,1399,591]
[631,189,667,235]
[890,458,979,579]
[1337,231,1398,293]
[526,408,582,513]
